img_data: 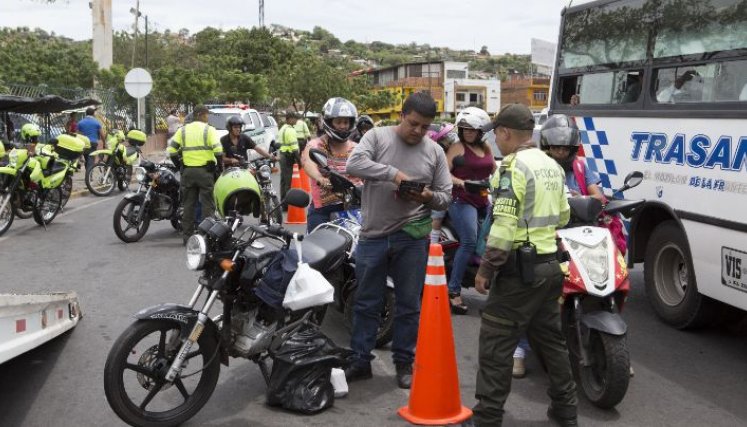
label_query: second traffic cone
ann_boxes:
[298,163,311,192]
[398,243,472,425]
[285,164,307,224]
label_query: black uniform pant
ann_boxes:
[181,166,215,237]
[279,151,301,201]
[473,258,577,426]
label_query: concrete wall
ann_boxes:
[91,0,113,70]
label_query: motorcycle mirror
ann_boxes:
[617,171,644,193]
[283,188,311,208]
[308,148,329,169]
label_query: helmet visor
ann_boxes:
[540,126,579,147]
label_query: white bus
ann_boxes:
[551,0,747,328]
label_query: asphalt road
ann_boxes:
[1,191,746,427]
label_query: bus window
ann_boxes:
[559,70,644,105]
[654,60,747,103]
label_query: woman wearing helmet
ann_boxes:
[20,123,41,145]
[220,116,274,168]
[301,97,362,232]
[540,114,604,202]
[444,107,496,314]
[350,115,374,143]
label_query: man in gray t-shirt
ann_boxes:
[344,92,452,389]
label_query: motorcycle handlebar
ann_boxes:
[246,224,304,242]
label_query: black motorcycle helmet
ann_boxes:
[226,116,245,131]
[540,114,580,171]
[356,115,374,133]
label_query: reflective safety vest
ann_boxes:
[167,121,222,166]
[488,147,570,255]
[294,120,311,140]
[278,124,299,153]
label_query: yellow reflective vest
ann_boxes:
[487,147,570,255]
[278,124,299,153]
[294,120,311,140]
[167,121,222,166]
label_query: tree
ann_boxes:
[480,45,490,56]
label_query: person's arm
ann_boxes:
[302,144,330,187]
[98,123,106,142]
[346,130,401,183]
[445,143,465,187]
[583,166,605,202]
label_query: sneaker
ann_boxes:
[344,362,373,382]
[395,363,413,389]
[547,405,578,427]
[512,357,526,378]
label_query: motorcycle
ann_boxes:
[559,171,644,409]
[86,130,142,196]
[307,148,395,348]
[112,159,182,243]
[0,137,83,236]
[103,189,347,426]
[249,156,283,225]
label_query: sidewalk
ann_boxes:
[70,151,169,200]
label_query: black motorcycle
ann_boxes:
[249,157,283,225]
[112,160,182,243]
[103,189,348,426]
[308,148,395,348]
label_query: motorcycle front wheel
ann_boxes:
[104,319,220,427]
[12,192,34,219]
[0,192,15,236]
[574,330,630,409]
[60,175,73,208]
[32,188,62,226]
[113,198,151,243]
[86,161,116,196]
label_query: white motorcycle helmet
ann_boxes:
[455,107,491,143]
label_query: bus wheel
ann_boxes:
[644,220,716,329]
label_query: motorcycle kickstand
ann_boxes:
[257,355,272,386]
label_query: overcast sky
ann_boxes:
[0,0,587,55]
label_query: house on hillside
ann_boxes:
[501,73,550,112]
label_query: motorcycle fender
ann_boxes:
[47,170,67,188]
[580,311,628,336]
[135,303,220,344]
[124,192,146,203]
[0,166,18,177]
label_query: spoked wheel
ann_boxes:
[86,162,116,196]
[113,198,151,243]
[104,319,220,427]
[60,175,73,208]
[12,192,33,219]
[170,207,183,232]
[344,286,395,348]
[32,188,62,226]
[118,166,132,192]
[0,192,15,236]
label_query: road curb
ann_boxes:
[69,189,90,200]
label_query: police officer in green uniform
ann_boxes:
[293,114,312,154]
[168,105,223,244]
[470,104,577,427]
[278,111,300,201]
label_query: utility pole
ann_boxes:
[259,0,265,27]
[131,0,141,68]
[91,0,113,70]
[144,16,149,68]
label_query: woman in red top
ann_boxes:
[65,112,78,134]
[445,107,496,314]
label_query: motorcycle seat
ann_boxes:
[301,228,348,272]
[43,164,67,177]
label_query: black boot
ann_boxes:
[344,361,372,382]
[395,363,413,389]
[547,404,578,427]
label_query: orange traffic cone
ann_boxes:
[398,243,473,425]
[285,164,307,225]
[298,164,312,192]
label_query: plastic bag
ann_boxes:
[282,262,334,311]
[266,326,354,414]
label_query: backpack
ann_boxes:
[572,158,627,255]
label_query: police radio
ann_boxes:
[516,219,537,285]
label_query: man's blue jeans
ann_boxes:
[350,230,428,366]
[447,201,488,295]
[306,203,344,233]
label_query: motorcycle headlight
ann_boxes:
[259,164,272,179]
[134,167,147,182]
[186,235,208,271]
[570,238,609,284]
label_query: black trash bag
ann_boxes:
[266,325,354,414]
[253,249,299,309]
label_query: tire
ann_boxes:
[32,188,62,226]
[113,198,151,243]
[0,193,15,236]
[118,166,132,192]
[60,175,73,208]
[86,162,116,196]
[269,195,283,225]
[13,192,33,219]
[344,287,395,349]
[104,319,220,427]
[574,331,630,409]
[644,220,716,329]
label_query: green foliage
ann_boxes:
[153,66,216,105]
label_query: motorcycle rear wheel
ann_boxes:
[86,162,116,196]
[104,319,220,427]
[32,188,62,226]
[344,287,395,348]
[573,330,630,409]
[0,193,15,236]
[113,198,151,243]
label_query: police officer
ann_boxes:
[293,113,312,154]
[470,104,577,427]
[278,111,300,202]
[168,105,223,244]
